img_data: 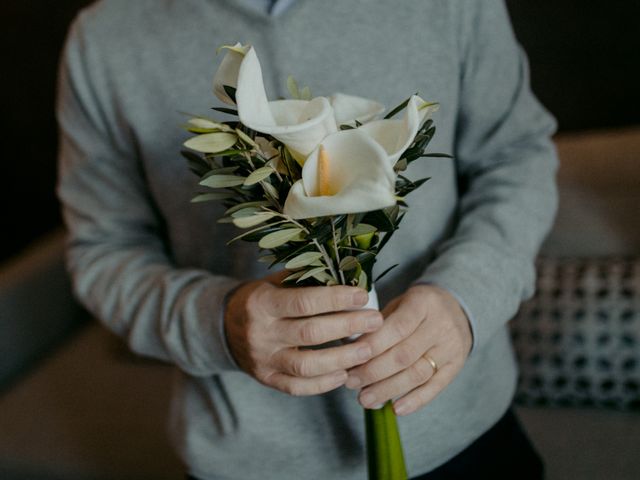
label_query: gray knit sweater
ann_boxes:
[56,1,558,478]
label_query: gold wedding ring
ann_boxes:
[424,354,438,374]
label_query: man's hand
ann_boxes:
[346,284,472,415]
[225,272,383,396]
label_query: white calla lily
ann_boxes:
[235,48,338,163]
[329,93,385,126]
[283,129,397,219]
[359,95,438,165]
[212,43,250,105]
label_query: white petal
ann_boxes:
[212,43,249,105]
[236,47,276,127]
[240,96,337,164]
[330,93,385,126]
[283,129,396,219]
[359,95,435,165]
[234,49,337,163]
[267,98,338,162]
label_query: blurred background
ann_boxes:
[0,1,638,479]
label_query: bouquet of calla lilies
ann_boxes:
[182,42,446,480]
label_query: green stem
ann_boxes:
[312,238,339,284]
[365,402,407,480]
[330,220,347,285]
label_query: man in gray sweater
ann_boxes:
[57,0,557,478]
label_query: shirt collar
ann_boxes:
[246,0,296,16]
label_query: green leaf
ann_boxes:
[184,132,238,153]
[287,75,300,99]
[202,166,238,179]
[396,177,430,197]
[261,181,279,200]
[215,150,252,158]
[350,223,377,236]
[235,128,258,148]
[244,166,275,186]
[258,228,304,249]
[362,210,395,232]
[384,95,415,119]
[232,212,277,228]
[258,255,276,264]
[418,100,439,111]
[212,107,238,116]
[224,201,270,216]
[199,174,246,188]
[226,220,289,244]
[285,251,324,269]
[419,153,453,158]
[394,158,408,172]
[190,192,233,203]
[357,270,368,289]
[311,270,335,284]
[186,117,232,132]
[223,85,237,103]
[231,207,262,218]
[374,264,399,282]
[283,270,306,282]
[354,231,376,250]
[300,86,312,100]
[308,219,335,244]
[339,256,359,271]
[182,150,210,176]
[240,223,297,242]
[297,266,327,282]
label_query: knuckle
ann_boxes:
[357,363,377,383]
[393,343,417,368]
[290,294,312,317]
[246,284,271,318]
[244,322,262,348]
[289,355,311,377]
[408,365,425,385]
[411,360,432,383]
[391,316,415,340]
[331,290,350,311]
[299,321,321,345]
[352,311,381,333]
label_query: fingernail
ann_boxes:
[394,402,409,416]
[353,290,368,306]
[357,345,371,361]
[345,375,362,389]
[360,391,376,408]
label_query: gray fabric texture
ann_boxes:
[56,0,558,478]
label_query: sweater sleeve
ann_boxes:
[56,15,242,376]
[415,0,559,352]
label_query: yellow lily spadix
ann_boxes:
[282,129,396,220]
[317,146,333,196]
